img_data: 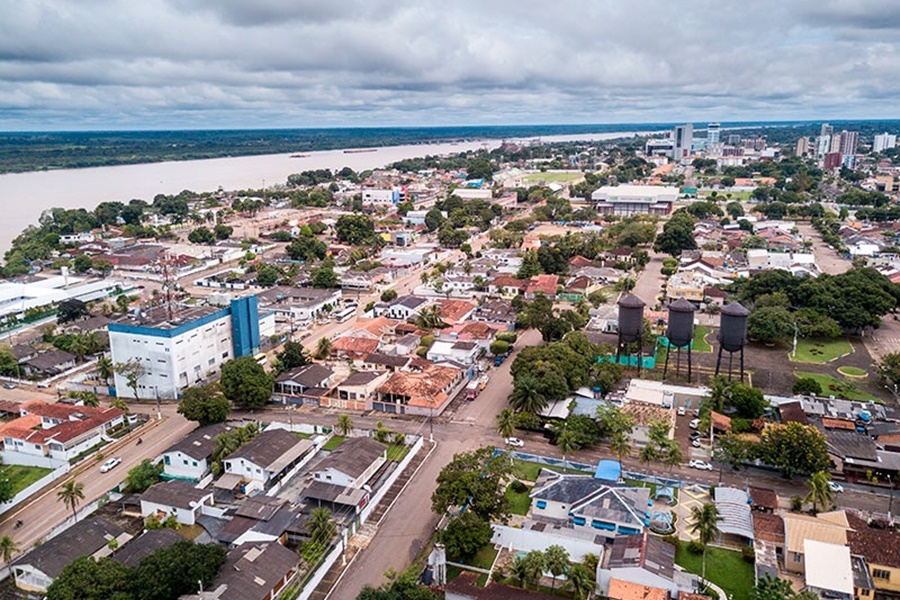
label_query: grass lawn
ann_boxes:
[321,435,346,451]
[693,326,712,352]
[1,465,52,495]
[505,483,533,516]
[522,171,584,184]
[795,370,879,402]
[386,443,410,462]
[470,545,499,570]
[513,459,585,482]
[838,366,867,377]
[293,432,313,439]
[675,542,754,600]
[791,338,853,364]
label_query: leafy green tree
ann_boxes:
[730,384,766,419]
[714,433,757,470]
[508,375,548,415]
[0,345,19,377]
[254,263,281,287]
[762,422,829,478]
[380,289,398,303]
[689,502,722,585]
[114,359,146,398]
[877,351,900,393]
[213,224,233,240]
[57,299,89,324]
[439,512,493,561]
[124,459,163,493]
[566,562,596,600]
[305,507,336,562]
[792,377,822,396]
[752,575,816,600]
[177,384,230,426]
[314,337,332,360]
[431,447,513,522]
[595,405,635,438]
[540,316,572,342]
[356,567,437,600]
[748,306,794,344]
[285,235,327,262]
[130,541,227,600]
[517,550,546,589]
[557,428,581,469]
[96,356,114,385]
[57,480,85,522]
[489,340,510,356]
[653,211,697,256]
[219,356,274,408]
[311,263,338,288]
[0,535,19,563]
[187,227,215,244]
[496,408,516,439]
[335,214,378,245]
[544,544,569,590]
[804,471,835,513]
[609,431,631,468]
[335,414,354,436]
[276,340,310,373]
[45,556,132,600]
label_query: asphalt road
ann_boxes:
[796,222,851,276]
[0,406,195,563]
[632,251,665,308]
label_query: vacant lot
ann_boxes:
[522,171,584,184]
[2,465,52,495]
[675,542,754,600]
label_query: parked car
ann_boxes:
[689,431,702,440]
[689,459,713,471]
[100,457,122,473]
[677,406,686,416]
[689,418,701,429]
[828,481,844,493]
[504,437,524,448]
[691,439,703,448]
[2,382,15,389]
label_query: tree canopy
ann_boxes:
[431,447,513,522]
[653,211,697,256]
[761,422,830,478]
[219,356,274,408]
[177,383,231,426]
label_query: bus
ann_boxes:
[254,352,268,366]
[335,306,356,323]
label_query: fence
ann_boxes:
[0,463,70,517]
[497,449,685,489]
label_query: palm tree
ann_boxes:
[314,337,332,360]
[496,408,516,439]
[0,535,19,563]
[639,444,658,467]
[510,555,530,589]
[508,376,547,415]
[96,356,114,385]
[662,441,683,472]
[58,480,85,522]
[609,431,631,468]
[308,507,336,547]
[334,414,354,437]
[69,334,89,363]
[557,429,581,470]
[520,550,545,589]
[567,562,596,600]
[544,544,569,590]
[689,502,722,586]
[111,398,129,412]
[804,471,835,513]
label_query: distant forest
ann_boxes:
[0,120,899,174]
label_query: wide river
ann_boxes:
[0,130,646,253]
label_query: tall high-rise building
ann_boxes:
[673,124,693,160]
[707,122,721,146]
[874,133,897,153]
[816,135,832,158]
[838,130,859,156]
[820,123,834,138]
[726,134,742,145]
[830,134,843,153]
[795,137,810,157]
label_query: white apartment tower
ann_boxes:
[874,133,897,153]
[707,122,721,146]
[673,124,693,161]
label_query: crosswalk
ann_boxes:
[871,337,900,346]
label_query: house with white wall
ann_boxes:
[140,479,215,526]
[160,423,231,481]
[311,437,387,489]
[220,429,315,493]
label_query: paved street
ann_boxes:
[0,406,195,562]
[632,250,665,308]
[796,222,851,276]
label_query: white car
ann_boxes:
[100,457,122,473]
[828,481,844,493]
[691,439,702,448]
[689,418,701,429]
[689,459,713,471]
[504,437,524,448]
[677,406,686,416]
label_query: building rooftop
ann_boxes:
[12,517,127,579]
[111,304,225,330]
[112,528,184,569]
[339,370,387,387]
[606,533,675,582]
[314,437,386,481]
[164,423,231,461]
[376,364,461,408]
[225,429,314,473]
[607,578,668,600]
[141,479,212,511]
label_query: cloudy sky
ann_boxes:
[1,0,898,130]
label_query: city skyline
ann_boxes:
[2,0,900,130]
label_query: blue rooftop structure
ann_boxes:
[594,460,621,482]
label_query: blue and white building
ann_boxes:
[108,296,273,399]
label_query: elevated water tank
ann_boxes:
[718,301,750,352]
[666,298,696,348]
[617,294,645,343]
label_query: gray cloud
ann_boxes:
[0,0,898,129]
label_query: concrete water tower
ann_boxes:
[616,294,646,373]
[715,301,750,381]
[663,298,696,382]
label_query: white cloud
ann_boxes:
[0,0,898,129]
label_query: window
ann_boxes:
[572,516,586,526]
[861,589,871,596]
[192,461,197,467]
[535,500,547,509]
[183,459,188,465]
[792,552,802,563]
[164,456,170,465]
[873,569,891,580]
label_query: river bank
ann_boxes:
[0,130,646,253]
